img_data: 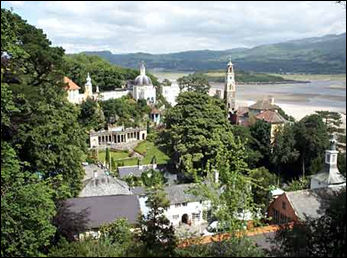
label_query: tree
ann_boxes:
[141,169,166,187]
[1,142,56,257]
[249,119,272,169]
[162,91,241,179]
[137,187,177,257]
[294,114,329,177]
[1,8,88,197]
[248,167,277,213]
[99,218,133,247]
[315,111,343,134]
[79,98,105,131]
[284,176,309,191]
[101,95,151,127]
[232,125,262,168]
[271,124,300,180]
[177,73,211,94]
[105,147,111,169]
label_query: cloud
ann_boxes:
[5,1,346,54]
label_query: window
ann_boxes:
[282,201,286,210]
[182,202,188,207]
[175,203,181,208]
[192,213,200,220]
[172,215,179,220]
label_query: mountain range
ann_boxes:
[82,33,346,74]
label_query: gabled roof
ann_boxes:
[236,106,249,116]
[164,183,201,204]
[132,183,202,205]
[255,110,286,124]
[64,76,81,90]
[285,186,344,220]
[65,195,140,228]
[79,174,132,197]
[118,164,166,178]
[249,99,279,111]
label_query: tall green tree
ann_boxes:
[294,114,329,177]
[177,73,211,94]
[1,8,88,197]
[137,187,177,257]
[163,91,242,179]
[271,124,300,180]
[249,119,272,169]
[79,98,105,131]
[1,142,56,257]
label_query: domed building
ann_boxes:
[64,61,156,105]
[132,62,156,104]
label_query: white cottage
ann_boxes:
[136,184,211,227]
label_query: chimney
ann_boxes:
[93,170,98,178]
[270,97,275,105]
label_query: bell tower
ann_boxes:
[84,73,93,98]
[224,57,236,115]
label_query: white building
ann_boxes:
[132,62,156,104]
[162,80,181,106]
[137,184,211,227]
[64,62,156,105]
[310,134,346,189]
[89,125,147,149]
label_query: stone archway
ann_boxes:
[181,213,189,224]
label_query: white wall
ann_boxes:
[139,196,210,227]
[162,81,180,106]
[133,85,156,104]
[99,90,130,101]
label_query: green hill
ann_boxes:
[83,33,346,74]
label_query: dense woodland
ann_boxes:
[1,8,346,257]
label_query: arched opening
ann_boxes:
[142,133,145,140]
[181,213,189,224]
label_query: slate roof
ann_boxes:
[255,110,287,124]
[164,183,201,204]
[236,106,249,117]
[118,164,166,178]
[285,186,345,220]
[249,99,280,111]
[79,174,132,197]
[64,76,80,90]
[311,163,346,186]
[65,195,140,228]
[131,183,201,205]
[82,163,106,181]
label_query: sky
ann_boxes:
[2,1,346,54]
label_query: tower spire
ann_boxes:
[224,58,236,115]
[140,61,146,76]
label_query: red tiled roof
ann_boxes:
[236,106,249,116]
[64,76,81,90]
[255,110,286,124]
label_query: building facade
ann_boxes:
[65,62,156,105]
[89,125,147,148]
[224,58,236,117]
[310,134,346,189]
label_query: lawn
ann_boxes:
[97,141,169,166]
[134,141,170,165]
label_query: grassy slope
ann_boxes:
[97,140,169,166]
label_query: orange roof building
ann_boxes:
[64,76,81,91]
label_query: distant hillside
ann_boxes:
[83,33,346,74]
